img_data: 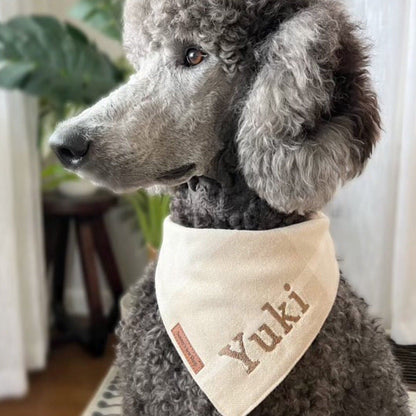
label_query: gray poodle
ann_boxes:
[50,0,411,414]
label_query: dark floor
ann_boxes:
[0,337,115,416]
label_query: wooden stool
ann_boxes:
[43,191,123,356]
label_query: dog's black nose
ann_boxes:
[50,130,90,168]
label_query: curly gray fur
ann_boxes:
[170,143,306,230]
[52,0,379,214]
[113,1,410,415]
[236,1,380,213]
[117,155,410,415]
[117,264,409,416]
[49,0,410,413]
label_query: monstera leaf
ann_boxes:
[0,16,123,104]
[71,0,124,41]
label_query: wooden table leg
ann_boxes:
[92,216,123,298]
[76,218,107,356]
[51,217,70,330]
[92,216,124,328]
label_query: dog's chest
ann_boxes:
[124,269,347,416]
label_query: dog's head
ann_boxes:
[50,0,380,213]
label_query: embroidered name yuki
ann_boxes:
[218,284,310,374]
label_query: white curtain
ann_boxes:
[328,0,416,345]
[0,0,48,399]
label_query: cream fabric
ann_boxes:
[155,213,339,416]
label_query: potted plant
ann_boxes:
[0,0,170,255]
[126,191,170,259]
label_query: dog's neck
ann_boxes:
[170,147,306,231]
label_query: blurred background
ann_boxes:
[0,0,415,415]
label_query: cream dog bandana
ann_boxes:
[155,213,339,416]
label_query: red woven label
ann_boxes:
[171,323,204,374]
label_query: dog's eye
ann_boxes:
[185,48,206,67]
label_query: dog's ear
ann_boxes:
[236,2,380,214]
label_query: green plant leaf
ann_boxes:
[0,16,123,104]
[70,0,124,41]
[41,163,80,191]
[70,0,96,21]
[0,61,35,87]
[125,191,170,250]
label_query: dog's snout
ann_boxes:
[50,129,90,168]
